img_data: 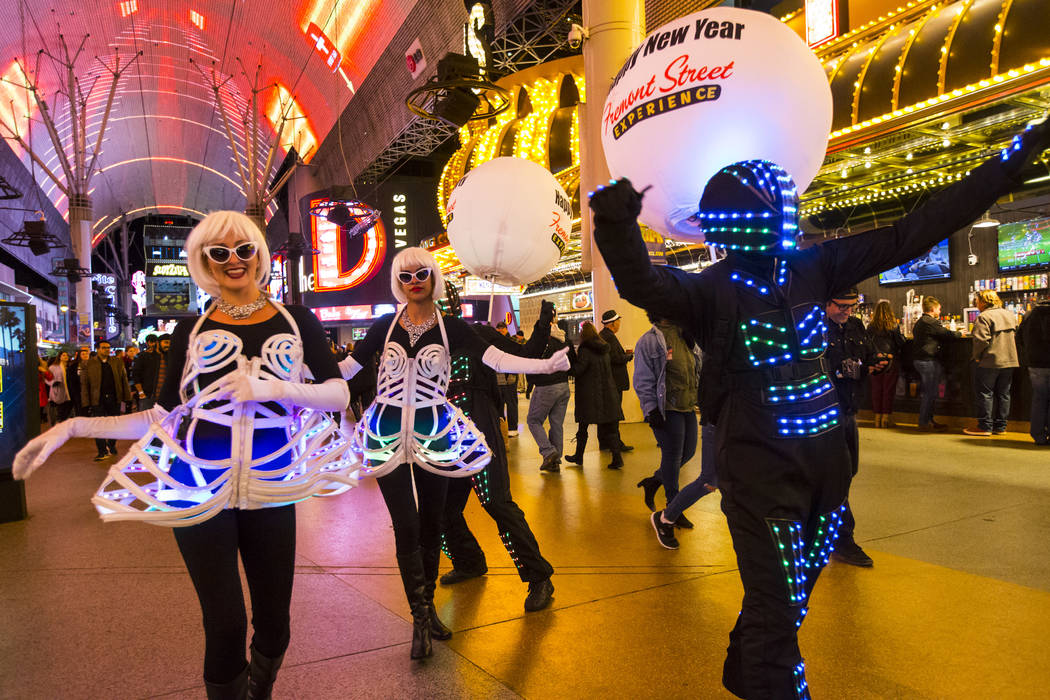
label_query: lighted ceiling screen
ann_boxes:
[0,0,417,243]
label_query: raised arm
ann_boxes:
[588,180,708,333]
[819,117,1050,294]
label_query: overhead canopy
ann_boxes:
[0,0,418,243]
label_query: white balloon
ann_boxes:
[446,157,572,286]
[600,7,832,241]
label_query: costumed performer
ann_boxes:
[13,210,357,700]
[338,247,569,660]
[588,118,1050,699]
[438,283,557,612]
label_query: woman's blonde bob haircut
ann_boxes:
[185,211,271,298]
[390,246,445,304]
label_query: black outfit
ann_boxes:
[589,130,1042,699]
[1018,302,1050,367]
[349,312,496,650]
[441,320,554,583]
[911,315,957,360]
[599,326,631,449]
[569,337,624,464]
[94,360,119,455]
[825,316,876,551]
[159,305,339,685]
[67,358,84,417]
[133,349,163,398]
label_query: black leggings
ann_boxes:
[173,505,296,683]
[377,463,449,556]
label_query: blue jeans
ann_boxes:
[664,423,718,522]
[914,359,942,427]
[650,409,698,502]
[526,382,570,459]
[974,366,1013,432]
[1029,368,1050,444]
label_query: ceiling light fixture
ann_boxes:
[973,211,1000,228]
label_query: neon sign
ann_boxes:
[312,305,373,323]
[131,270,146,315]
[93,274,119,336]
[309,198,387,292]
[805,0,844,48]
[306,23,342,73]
[147,262,190,277]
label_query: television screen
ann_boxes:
[878,239,951,285]
[997,217,1050,272]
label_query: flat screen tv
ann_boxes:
[878,239,951,285]
[997,217,1050,272]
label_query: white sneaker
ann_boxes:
[508,430,519,437]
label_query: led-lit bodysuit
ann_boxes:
[590,120,1050,699]
[93,302,359,527]
[441,317,555,585]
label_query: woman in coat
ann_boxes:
[47,351,73,423]
[564,322,624,469]
[867,301,906,428]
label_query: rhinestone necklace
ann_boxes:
[216,293,269,320]
[400,310,437,345]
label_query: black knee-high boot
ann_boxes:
[205,665,249,700]
[564,427,587,464]
[397,549,432,659]
[421,546,452,640]
[247,645,284,700]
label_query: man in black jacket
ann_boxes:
[598,309,634,452]
[911,296,959,431]
[825,288,881,568]
[1018,297,1050,444]
[439,299,556,613]
[588,116,1050,698]
[526,314,576,472]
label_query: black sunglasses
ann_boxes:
[397,268,432,284]
[204,243,258,264]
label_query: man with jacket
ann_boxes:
[1019,296,1050,444]
[633,311,702,530]
[599,309,634,453]
[912,296,959,431]
[526,314,575,472]
[132,333,169,410]
[825,288,881,567]
[965,290,1019,436]
[81,340,132,460]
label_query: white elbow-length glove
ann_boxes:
[482,346,570,375]
[217,372,350,412]
[338,356,363,380]
[12,407,170,480]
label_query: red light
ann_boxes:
[305,23,342,74]
[119,0,138,17]
[163,219,174,225]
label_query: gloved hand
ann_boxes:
[539,299,556,325]
[588,178,645,224]
[13,419,83,480]
[215,369,350,412]
[1001,114,1050,175]
[338,355,363,380]
[482,345,570,374]
[646,409,665,430]
[546,346,571,373]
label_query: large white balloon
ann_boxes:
[446,157,572,286]
[601,7,832,240]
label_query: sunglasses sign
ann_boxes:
[600,7,832,241]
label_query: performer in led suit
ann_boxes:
[439,284,557,612]
[13,211,357,700]
[588,118,1050,699]
[338,247,569,660]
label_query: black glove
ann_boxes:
[539,299,555,325]
[646,409,665,429]
[1002,114,1050,176]
[588,178,645,224]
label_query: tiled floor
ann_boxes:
[3,401,1050,699]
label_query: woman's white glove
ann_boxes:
[482,345,570,374]
[12,407,169,480]
[338,356,362,380]
[217,371,350,412]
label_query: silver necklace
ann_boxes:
[216,293,268,320]
[400,311,437,345]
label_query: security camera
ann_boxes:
[568,23,588,49]
[968,253,979,266]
